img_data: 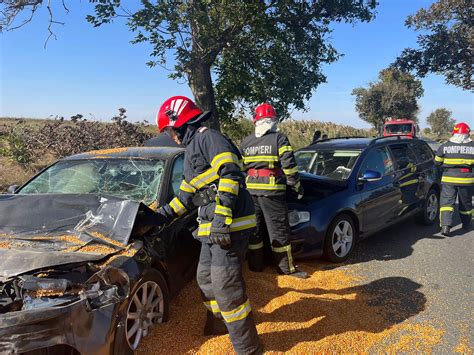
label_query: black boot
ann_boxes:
[462,222,472,231]
[249,264,265,272]
[248,248,264,272]
[441,226,451,236]
[203,311,228,336]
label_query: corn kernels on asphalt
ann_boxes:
[138,263,458,354]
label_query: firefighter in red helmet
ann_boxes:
[240,103,308,279]
[435,122,473,235]
[153,96,261,354]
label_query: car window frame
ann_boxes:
[386,142,418,171]
[295,150,319,173]
[169,154,185,197]
[161,152,185,204]
[410,140,434,163]
[357,145,395,178]
[296,148,362,180]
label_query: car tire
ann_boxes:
[114,270,170,354]
[323,214,357,263]
[416,188,439,225]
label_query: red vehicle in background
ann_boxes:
[383,118,418,138]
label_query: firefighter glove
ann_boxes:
[209,225,231,246]
[154,209,169,226]
[292,182,304,200]
[134,208,167,235]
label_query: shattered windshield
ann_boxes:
[295,150,361,181]
[18,159,164,205]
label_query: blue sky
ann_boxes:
[1,0,472,129]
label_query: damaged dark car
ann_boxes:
[0,147,200,354]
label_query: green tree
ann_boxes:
[423,127,432,135]
[351,68,424,131]
[1,0,378,130]
[426,108,455,137]
[393,0,472,91]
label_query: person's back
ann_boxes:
[241,103,307,279]
[241,130,299,196]
[434,122,473,235]
[436,140,474,184]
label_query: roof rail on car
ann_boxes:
[369,135,418,145]
[311,136,368,144]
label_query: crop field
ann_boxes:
[0,116,372,192]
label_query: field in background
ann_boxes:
[0,116,373,191]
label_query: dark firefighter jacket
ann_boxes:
[435,140,474,185]
[240,131,300,196]
[159,126,256,240]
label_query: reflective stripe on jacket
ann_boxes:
[161,126,256,239]
[435,141,474,185]
[240,131,300,196]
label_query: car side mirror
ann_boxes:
[359,170,382,183]
[7,185,19,194]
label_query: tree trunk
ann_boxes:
[188,61,220,131]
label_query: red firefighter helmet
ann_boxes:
[254,103,276,122]
[452,122,471,135]
[157,96,203,132]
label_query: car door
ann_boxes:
[356,145,400,234]
[410,140,438,196]
[154,154,200,293]
[387,143,422,217]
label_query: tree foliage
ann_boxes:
[87,0,378,128]
[351,68,424,131]
[393,0,472,91]
[1,0,378,129]
[426,108,455,137]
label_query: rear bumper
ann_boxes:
[0,298,118,354]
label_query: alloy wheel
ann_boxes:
[332,220,353,258]
[426,193,438,221]
[126,281,164,350]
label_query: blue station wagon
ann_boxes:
[287,136,441,262]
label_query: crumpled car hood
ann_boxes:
[0,193,144,281]
[0,249,105,282]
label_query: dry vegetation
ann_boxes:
[0,114,371,192]
[223,118,373,149]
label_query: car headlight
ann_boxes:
[288,210,310,227]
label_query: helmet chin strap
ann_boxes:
[175,125,187,141]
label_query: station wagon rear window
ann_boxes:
[295,150,361,181]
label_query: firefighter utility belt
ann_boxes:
[248,168,283,178]
[192,184,218,206]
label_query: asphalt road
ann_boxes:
[340,204,473,352]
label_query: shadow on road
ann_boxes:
[252,274,426,352]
